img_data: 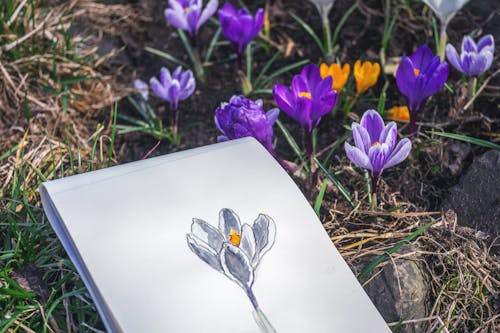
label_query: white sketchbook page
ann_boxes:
[41,138,390,333]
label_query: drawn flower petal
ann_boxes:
[240,223,256,263]
[219,208,241,240]
[252,214,276,265]
[186,234,223,273]
[191,218,224,252]
[220,243,254,290]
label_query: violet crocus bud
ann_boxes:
[272,64,338,134]
[134,79,149,101]
[395,45,448,134]
[218,3,264,56]
[149,66,196,111]
[215,95,279,156]
[164,0,219,37]
[446,34,494,77]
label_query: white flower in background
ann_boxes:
[308,0,336,25]
[422,0,470,26]
[186,208,277,332]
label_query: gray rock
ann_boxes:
[443,150,500,238]
[358,245,431,333]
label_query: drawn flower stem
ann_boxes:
[246,288,276,333]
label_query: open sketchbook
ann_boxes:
[40,137,390,333]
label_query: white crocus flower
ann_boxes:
[308,0,336,26]
[187,208,276,332]
[308,0,337,60]
[422,0,470,60]
[422,0,470,27]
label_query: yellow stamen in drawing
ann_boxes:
[229,229,241,246]
[413,68,420,76]
[184,6,190,12]
[371,141,380,147]
[298,92,312,99]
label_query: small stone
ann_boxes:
[443,150,500,238]
[356,245,431,332]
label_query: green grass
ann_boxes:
[0,138,109,331]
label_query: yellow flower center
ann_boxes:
[229,229,241,246]
[298,92,312,99]
[413,68,420,76]
[184,6,190,12]
[371,141,380,147]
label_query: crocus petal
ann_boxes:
[395,56,417,103]
[368,143,390,177]
[422,61,448,98]
[165,8,189,31]
[351,123,371,154]
[272,84,295,117]
[360,109,384,143]
[167,81,181,110]
[197,0,219,30]
[461,36,477,53]
[446,44,464,73]
[410,45,434,70]
[217,135,228,142]
[467,53,489,76]
[134,79,149,101]
[252,214,276,265]
[265,108,280,125]
[159,67,172,88]
[251,8,264,39]
[186,5,201,35]
[240,223,256,263]
[219,208,241,240]
[344,142,371,170]
[220,243,254,290]
[149,77,169,101]
[384,138,411,169]
[187,234,223,272]
[191,218,224,252]
[477,34,494,52]
[379,122,397,151]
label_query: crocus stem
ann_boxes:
[252,308,277,333]
[247,286,276,332]
[409,108,417,136]
[246,287,259,310]
[192,46,206,83]
[370,175,378,210]
[323,20,333,62]
[438,22,448,61]
[237,53,244,72]
[467,76,477,112]
[172,107,179,145]
[344,95,359,120]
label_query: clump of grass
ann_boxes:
[0,0,130,331]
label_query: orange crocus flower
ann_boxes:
[319,63,351,92]
[353,60,380,94]
[386,106,410,123]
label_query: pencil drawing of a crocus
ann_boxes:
[187,208,277,332]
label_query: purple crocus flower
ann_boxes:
[164,0,219,37]
[134,79,149,101]
[218,3,264,56]
[396,45,448,134]
[446,34,494,77]
[345,109,411,187]
[272,64,338,134]
[149,66,196,111]
[215,95,279,156]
